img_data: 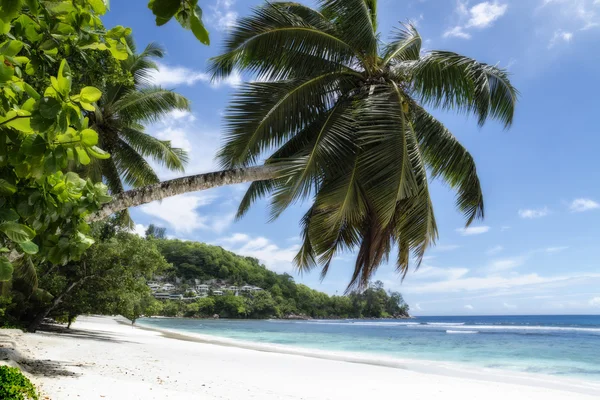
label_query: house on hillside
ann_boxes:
[196,284,209,293]
[153,292,183,300]
[241,285,263,293]
[162,283,175,292]
[213,290,224,296]
[147,283,161,292]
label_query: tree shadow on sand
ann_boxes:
[0,325,133,378]
[39,324,134,345]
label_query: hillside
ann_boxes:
[152,239,410,319]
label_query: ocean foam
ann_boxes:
[455,325,600,333]
[446,330,479,334]
[299,321,421,326]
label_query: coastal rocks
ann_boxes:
[212,314,220,319]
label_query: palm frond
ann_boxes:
[411,104,483,225]
[120,127,188,172]
[383,23,421,65]
[113,139,161,187]
[236,178,284,219]
[401,51,518,127]
[319,0,378,59]
[356,84,418,226]
[111,87,190,124]
[129,42,165,86]
[13,256,38,294]
[268,98,357,219]
[218,73,360,168]
[209,2,360,82]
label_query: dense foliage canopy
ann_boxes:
[156,238,410,319]
[2,222,169,330]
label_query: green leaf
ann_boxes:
[79,42,108,51]
[79,86,102,103]
[80,101,95,111]
[22,97,36,112]
[0,40,24,57]
[25,61,35,75]
[190,13,210,45]
[81,128,98,146]
[151,0,181,26]
[0,0,21,19]
[0,208,19,221]
[89,0,107,14]
[0,257,13,281]
[39,97,62,119]
[19,240,38,255]
[24,82,40,99]
[21,134,46,156]
[3,111,33,133]
[0,222,36,243]
[0,179,17,195]
[87,145,110,160]
[75,146,91,165]
[0,57,14,82]
[0,19,10,35]
[57,59,72,95]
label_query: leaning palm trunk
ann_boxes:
[88,165,281,222]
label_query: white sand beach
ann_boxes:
[2,315,600,399]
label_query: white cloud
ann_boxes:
[414,303,423,311]
[518,207,550,219]
[216,233,299,273]
[569,198,600,213]
[488,256,526,272]
[545,246,569,253]
[221,233,251,244]
[548,30,574,48]
[211,213,236,234]
[486,245,504,255]
[464,304,474,310]
[541,0,600,31]
[132,223,147,237]
[403,270,600,294]
[413,266,470,281]
[456,226,490,236]
[503,302,517,309]
[443,26,472,39]
[444,1,507,39]
[432,244,461,252]
[150,63,241,88]
[210,0,238,31]
[147,109,222,181]
[138,193,235,234]
[590,297,600,307]
[501,226,511,232]
[466,2,508,28]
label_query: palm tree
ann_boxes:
[88,38,190,225]
[93,0,517,288]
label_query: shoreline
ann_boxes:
[3,315,600,399]
[133,318,600,396]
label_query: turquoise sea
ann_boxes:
[138,315,600,381]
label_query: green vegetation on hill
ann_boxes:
[1,223,409,330]
[152,237,410,319]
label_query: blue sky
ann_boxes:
[103,0,600,315]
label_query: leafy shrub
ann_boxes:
[0,366,38,400]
